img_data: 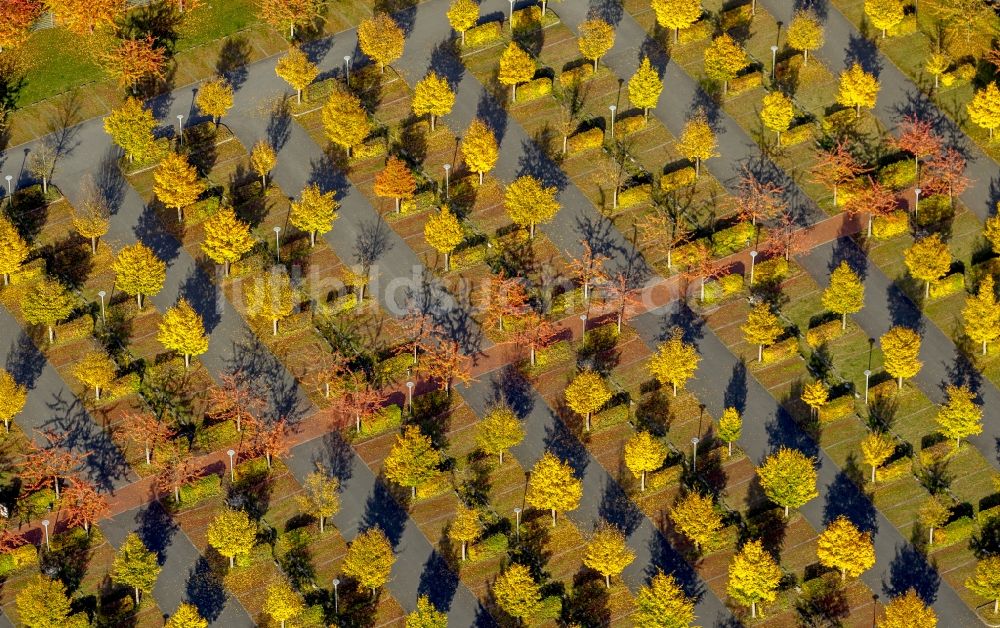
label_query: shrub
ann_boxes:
[869,380,898,400]
[754,257,788,283]
[805,320,844,348]
[887,13,917,36]
[567,127,605,154]
[780,122,813,147]
[356,404,403,438]
[511,5,542,30]
[875,456,911,482]
[817,395,854,424]
[720,273,745,294]
[711,221,755,256]
[761,337,798,364]
[452,245,487,269]
[617,184,651,209]
[677,18,712,44]
[671,238,710,268]
[104,373,141,401]
[518,77,552,102]
[464,21,503,47]
[915,194,952,226]
[375,353,413,385]
[592,404,629,432]
[871,210,908,240]
[468,532,508,562]
[175,474,222,509]
[186,195,221,224]
[559,64,593,87]
[720,4,752,29]
[660,166,697,192]
[938,516,976,546]
[531,340,573,370]
[978,505,1000,525]
[0,544,38,577]
[728,71,762,96]
[11,259,46,285]
[646,464,683,490]
[614,115,647,136]
[821,109,856,135]
[535,596,562,621]
[550,287,585,316]
[416,472,452,500]
[194,420,240,451]
[353,139,385,159]
[878,160,917,190]
[330,292,358,313]
[55,316,94,344]
[929,273,964,299]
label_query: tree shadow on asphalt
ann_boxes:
[186,556,228,622]
[227,329,311,425]
[6,330,46,390]
[317,430,356,485]
[823,462,878,534]
[217,36,251,92]
[476,88,509,148]
[543,412,590,479]
[417,549,460,613]
[599,478,643,535]
[136,501,179,565]
[724,358,748,415]
[884,543,941,604]
[43,389,131,492]
[360,479,408,548]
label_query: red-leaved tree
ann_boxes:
[513,311,559,366]
[0,0,42,51]
[250,418,290,469]
[893,114,942,180]
[811,140,869,207]
[922,147,970,207]
[61,477,109,534]
[119,411,175,466]
[208,371,266,433]
[845,177,899,237]
[482,271,530,332]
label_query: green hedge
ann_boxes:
[817,395,854,424]
[104,372,141,402]
[761,337,797,364]
[729,71,762,96]
[805,320,844,348]
[0,544,38,577]
[535,596,562,621]
[615,115,647,136]
[703,273,744,303]
[416,472,452,500]
[711,222,754,256]
[671,238,710,269]
[939,516,977,547]
[592,404,629,432]
[518,77,552,102]
[464,21,503,47]
[941,63,975,88]
[875,456,911,482]
[780,123,813,147]
[559,64,593,87]
[174,474,222,509]
[878,160,917,190]
[452,245,488,270]
[647,464,683,490]
[375,353,413,386]
[550,287,584,316]
[978,504,1000,525]
[354,139,385,159]
[567,127,604,154]
[55,315,94,344]
[468,532,508,562]
[660,167,697,193]
[871,210,909,240]
[511,5,542,29]
[887,13,917,36]
[869,379,898,400]
[531,340,573,370]
[821,109,856,135]
[617,184,651,209]
[356,404,403,438]
[678,19,712,44]
[929,273,964,299]
[754,257,788,283]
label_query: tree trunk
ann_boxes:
[431,114,436,131]
[695,157,701,177]
[462,541,467,560]
[898,376,903,389]
[145,446,151,465]
[273,318,278,335]
[91,236,97,254]
[984,340,988,355]
[512,84,517,102]
[758,344,763,362]
[641,470,646,491]
[605,574,610,588]
[871,465,876,483]
[320,516,325,533]
[224,260,231,277]
[585,411,591,432]
[95,385,101,400]
[3,273,7,286]
[479,171,484,185]
[751,601,756,618]
[395,197,400,213]
[412,485,416,498]
[137,292,143,309]
[530,222,535,238]
[856,104,861,118]
[356,414,361,432]
[929,526,934,545]
[594,58,598,71]
[229,555,234,568]
[833,184,838,207]
[445,252,450,271]
[784,505,789,517]
[262,174,267,190]
[135,587,140,605]
[551,508,557,527]
[175,485,180,502]
[530,345,536,366]
[842,312,847,330]
[673,382,678,396]
[42,177,47,194]
[462,30,466,44]
[499,450,504,464]
[925,280,930,298]
[177,205,183,222]
[674,27,679,43]
[563,135,568,154]
[310,231,316,247]
[542,0,547,15]
[3,420,7,433]
[48,326,54,343]
[297,89,302,104]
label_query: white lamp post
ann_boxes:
[227,449,236,482]
[691,437,700,471]
[274,226,282,262]
[508,0,515,30]
[914,187,921,218]
[177,115,184,143]
[4,175,12,203]
[609,105,617,139]
[513,507,522,541]
[443,163,451,199]
[42,519,50,551]
[749,250,758,286]
[863,369,872,405]
[344,56,351,81]
[579,314,587,341]
[406,380,414,412]
[98,290,107,324]
[332,578,340,613]
[770,45,778,79]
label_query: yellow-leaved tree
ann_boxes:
[936,384,982,449]
[250,140,277,189]
[113,241,166,309]
[342,526,395,596]
[15,576,72,628]
[374,156,417,214]
[925,52,949,88]
[165,603,207,628]
[584,525,635,588]
[565,369,612,432]
[822,261,865,329]
[71,193,111,255]
[111,532,160,604]
[475,404,524,464]
[633,572,695,627]
[0,369,27,432]
[275,47,318,104]
[449,504,481,561]
[424,205,465,271]
[880,325,922,389]
[461,119,499,184]
[195,77,233,127]
[578,18,615,71]
[718,407,742,456]
[786,10,824,65]
[383,424,442,499]
[498,42,535,102]
[447,0,479,45]
[153,151,206,222]
[727,539,781,619]
[757,447,818,517]
[297,464,340,533]
[670,491,723,551]
[837,63,880,118]
[965,555,1000,616]
[678,110,717,176]
[904,233,952,298]
[865,0,904,38]
[760,91,794,143]
[628,57,663,118]
[407,596,447,628]
[290,183,338,246]
[816,516,876,580]
[648,327,700,395]
[264,580,302,628]
[322,87,370,156]
[246,271,296,335]
[0,216,29,284]
[624,431,667,491]
[104,97,157,163]
[801,380,828,418]
[968,83,1000,139]
[207,508,257,568]
[358,12,404,74]
[73,350,116,400]
[877,589,936,628]
[651,0,702,43]
[413,71,455,131]
[157,298,209,368]
[22,276,76,343]
[504,175,560,238]
[963,274,1000,354]
[861,430,895,483]
[201,206,256,276]
[527,451,583,526]
[703,33,749,95]
[741,302,783,362]
[492,563,541,623]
